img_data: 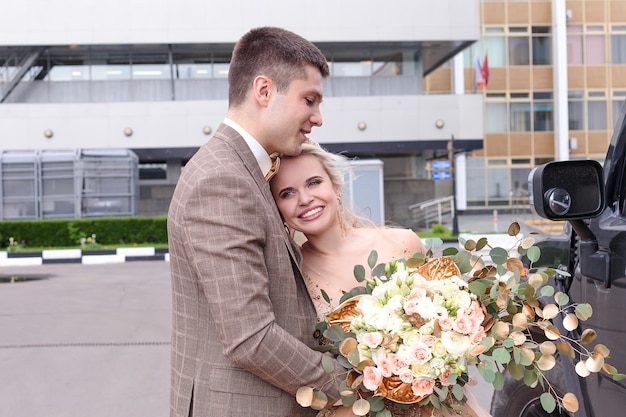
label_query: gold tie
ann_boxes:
[265,156,280,182]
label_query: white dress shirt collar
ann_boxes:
[223,118,272,178]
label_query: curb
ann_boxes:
[0,247,169,266]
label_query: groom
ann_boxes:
[167,27,343,416]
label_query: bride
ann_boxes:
[270,141,491,417]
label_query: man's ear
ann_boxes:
[253,75,272,106]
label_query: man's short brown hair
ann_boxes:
[228,27,329,108]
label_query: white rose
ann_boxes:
[416,298,436,320]
[454,290,472,310]
[402,330,422,347]
[385,315,405,333]
[357,295,380,312]
[441,331,471,358]
[362,306,392,331]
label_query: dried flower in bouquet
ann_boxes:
[296,222,625,417]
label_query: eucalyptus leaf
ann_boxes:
[496,264,508,276]
[324,325,346,342]
[341,394,357,406]
[526,246,541,263]
[477,364,496,383]
[424,237,444,251]
[442,247,459,256]
[493,370,505,390]
[372,263,387,278]
[368,395,386,412]
[353,264,365,282]
[464,239,477,251]
[452,383,464,400]
[540,286,555,297]
[320,289,331,304]
[492,347,511,364]
[321,355,336,373]
[352,398,370,416]
[476,237,489,250]
[575,303,593,320]
[367,250,378,269]
[469,280,489,297]
[311,390,328,410]
[490,247,509,265]
[337,355,352,370]
[540,392,557,413]
[434,385,448,400]
[508,363,525,380]
[523,369,538,387]
[555,292,570,306]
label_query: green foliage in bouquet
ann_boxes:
[296,222,625,417]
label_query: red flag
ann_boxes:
[475,53,489,89]
[481,53,489,87]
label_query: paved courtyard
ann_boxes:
[0,261,171,417]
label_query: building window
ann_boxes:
[139,163,167,180]
[568,90,585,130]
[586,26,606,65]
[533,91,553,131]
[532,26,552,65]
[568,25,583,64]
[485,101,507,133]
[510,93,531,132]
[588,94,607,130]
[508,27,530,66]
[610,26,626,64]
[483,27,505,67]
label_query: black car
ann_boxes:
[490,109,626,417]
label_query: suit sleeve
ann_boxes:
[181,168,343,401]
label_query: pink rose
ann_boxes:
[363,366,383,391]
[471,327,487,344]
[421,335,437,347]
[378,356,395,378]
[404,298,420,315]
[411,378,435,397]
[471,301,485,322]
[438,317,454,332]
[407,342,432,365]
[361,332,384,348]
[452,314,473,335]
[409,287,427,300]
[398,367,414,383]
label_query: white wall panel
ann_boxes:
[0,94,482,151]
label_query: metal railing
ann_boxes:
[408,196,454,230]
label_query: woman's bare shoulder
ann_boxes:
[362,227,425,260]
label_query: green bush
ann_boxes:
[0,216,167,249]
[431,223,449,234]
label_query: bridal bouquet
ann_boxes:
[296,222,625,417]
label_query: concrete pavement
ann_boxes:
[0,262,171,417]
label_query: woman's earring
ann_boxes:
[337,194,348,237]
[283,221,294,237]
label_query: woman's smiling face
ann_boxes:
[270,153,341,235]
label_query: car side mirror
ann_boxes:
[529,160,605,220]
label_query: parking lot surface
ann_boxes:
[0,261,171,417]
